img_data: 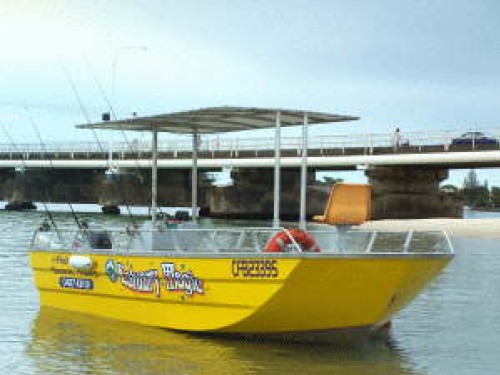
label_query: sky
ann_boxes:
[0,0,499,186]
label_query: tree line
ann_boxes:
[441,169,500,209]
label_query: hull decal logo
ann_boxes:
[161,263,204,296]
[105,259,160,297]
[105,259,204,298]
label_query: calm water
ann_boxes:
[1,211,499,374]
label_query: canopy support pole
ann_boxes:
[192,129,198,223]
[299,112,308,230]
[151,128,158,227]
[273,111,281,228]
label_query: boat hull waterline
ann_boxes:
[30,251,451,335]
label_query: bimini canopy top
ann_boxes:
[77,106,358,228]
[77,106,359,134]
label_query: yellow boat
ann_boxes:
[29,107,453,341]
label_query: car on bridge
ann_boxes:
[451,131,499,147]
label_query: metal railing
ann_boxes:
[31,226,453,255]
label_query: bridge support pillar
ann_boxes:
[208,168,327,219]
[5,168,36,210]
[366,167,462,219]
[99,171,121,214]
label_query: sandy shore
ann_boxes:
[359,218,500,237]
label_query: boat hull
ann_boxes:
[30,251,451,335]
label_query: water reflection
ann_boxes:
[28,308,423,375]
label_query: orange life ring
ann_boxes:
[265,229,320,253]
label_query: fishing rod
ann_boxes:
[83,58,164,219]
[23,107,84,230]
[0,122,61,239]
[60,61,137,224]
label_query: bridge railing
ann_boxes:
[1,128,500,158]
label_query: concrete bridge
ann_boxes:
[2,128,499,218]
[2,128,500,168]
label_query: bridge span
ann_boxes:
[1,129,497,219]
[1,128,500,169]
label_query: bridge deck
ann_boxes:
[1,130,499,169]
